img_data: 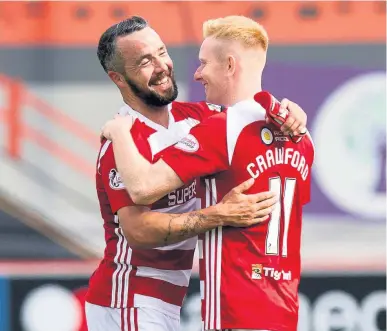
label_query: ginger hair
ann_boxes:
[203,15,269,51]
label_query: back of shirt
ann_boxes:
[162,98,314,330]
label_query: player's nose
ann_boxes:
[154,58,169,73]
[194,68,202,81]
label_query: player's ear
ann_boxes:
[108,71,127,89]
[226,55,236,77]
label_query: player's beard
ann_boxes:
[125,71,178,107]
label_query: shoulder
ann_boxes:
[171,101,225,121]
[195,110,227,128]
[173,100,224,112]
[188,112,227,147]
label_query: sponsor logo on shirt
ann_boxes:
[109,168,125,190]
[252,264,292,281]
[175,134,199,153]
[252,264,263,279]
[168,180,197,207]
[273,130,289,142]
[261,127,274,145]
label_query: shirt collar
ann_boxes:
[118,103,175,131]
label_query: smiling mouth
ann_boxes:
[150,76,170,87]
[152,77,169,86]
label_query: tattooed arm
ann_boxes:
[117,179,277,248]
[118,207,221,249]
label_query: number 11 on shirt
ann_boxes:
[265,177,296,257]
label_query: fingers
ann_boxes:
[283,119,307,136]
[239,199,276,227]
[279,98,308,135]
[238,215,270,228]
[292,124,307,137]
[230,194,277,228]
[290,124,302,136]
[254,204,275,219]
[280,117,296,135]
[239,195,277,227]
[249,190,276,203]
[231,178,255,194]
[285,120,301,137]
[254,196,277,215]
[252,214,270,224]
[280,98,291,110]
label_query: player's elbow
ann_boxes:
[118,207,159,249]
[121,227,156,249]
[130,188,159,205]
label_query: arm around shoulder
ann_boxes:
[110,129,184,205]
[126,160,184,205]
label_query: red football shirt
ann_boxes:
[86,101,224,317]
[161,99,315,330]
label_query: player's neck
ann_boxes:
[228,79,262,106]
[123,97,170,128]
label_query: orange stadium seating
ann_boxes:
[0,1,385,46]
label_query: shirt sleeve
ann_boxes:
[161,113,229,184]
[99,143,137,213]
[179,101,226,122]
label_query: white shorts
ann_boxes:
[85,302,180,331]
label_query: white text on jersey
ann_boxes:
[263,267,292,281]
[168,180,197,207]
[246,147,309,180]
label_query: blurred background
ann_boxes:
[0,1,385,331]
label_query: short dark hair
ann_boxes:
[97,16,148,73]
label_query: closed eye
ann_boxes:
[140,58,151,66]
